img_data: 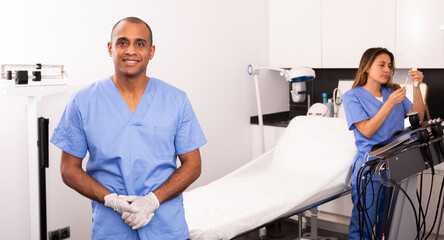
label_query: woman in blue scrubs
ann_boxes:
[342,47,425,239]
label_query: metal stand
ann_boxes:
[298,212,303,239]
[28,96,42,240]
[310,207,318,240]
[1,84,67,240]
[38,117,49,240]
[436,187,444,240]
[387,176,418,239]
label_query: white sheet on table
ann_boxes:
[183,116,357,240]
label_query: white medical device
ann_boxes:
[184,116,357,240]
[332,80,354,119]
[248,65,315,153]
[307,103,329,117]
[0,63,67,240]
[1,63,68,96]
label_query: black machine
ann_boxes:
[356,112,444,239]
[370,113,444,181]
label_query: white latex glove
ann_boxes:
[119,192,160,230]
[104,193,133,214]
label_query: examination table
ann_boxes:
[183,116,357,239]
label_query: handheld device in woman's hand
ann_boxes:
[405,68,418,86]
[412,68,419,87]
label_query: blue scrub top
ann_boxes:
[51,77,207,240]
[342,86,412,179]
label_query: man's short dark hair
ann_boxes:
[111,17,153,46]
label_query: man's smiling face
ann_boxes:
[108,21,155,79]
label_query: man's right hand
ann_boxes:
[104,193,133,214]
[119,192,160,230]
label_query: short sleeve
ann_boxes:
[50,94,88,158]
[174,95,207,155]
[342,91,370,131]
[402,96,413,117]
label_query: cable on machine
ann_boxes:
[422,174,444,239]
[354,114,444,239]
[356,166,444,240]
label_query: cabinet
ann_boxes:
[396,0,444,68]
[269,0,322,68]
[321,0,396,68]
[269,0,397,68]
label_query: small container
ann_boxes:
[326,98,334,117]
[322,93,328,104]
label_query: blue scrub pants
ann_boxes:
[349,177,389,240]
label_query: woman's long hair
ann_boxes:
[352,47,399,90]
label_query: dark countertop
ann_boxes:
[250,111,292,128]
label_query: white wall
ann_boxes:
[0,0,291,239]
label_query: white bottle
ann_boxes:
[326,99,334,117]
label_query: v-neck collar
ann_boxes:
[357,86,388,104]
[100,77,159,126]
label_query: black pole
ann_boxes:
[38,117,49,240]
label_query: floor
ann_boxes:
[232,219,444,240]
[232,219,348,240]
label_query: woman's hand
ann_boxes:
[387,87,406,107]
[408,69,425,121]
[409,70,424,87]
[355,87,407,138]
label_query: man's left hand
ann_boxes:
[119,192,160,230]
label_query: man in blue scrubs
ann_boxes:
[51,17,207,240]
[343,47,424,239]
